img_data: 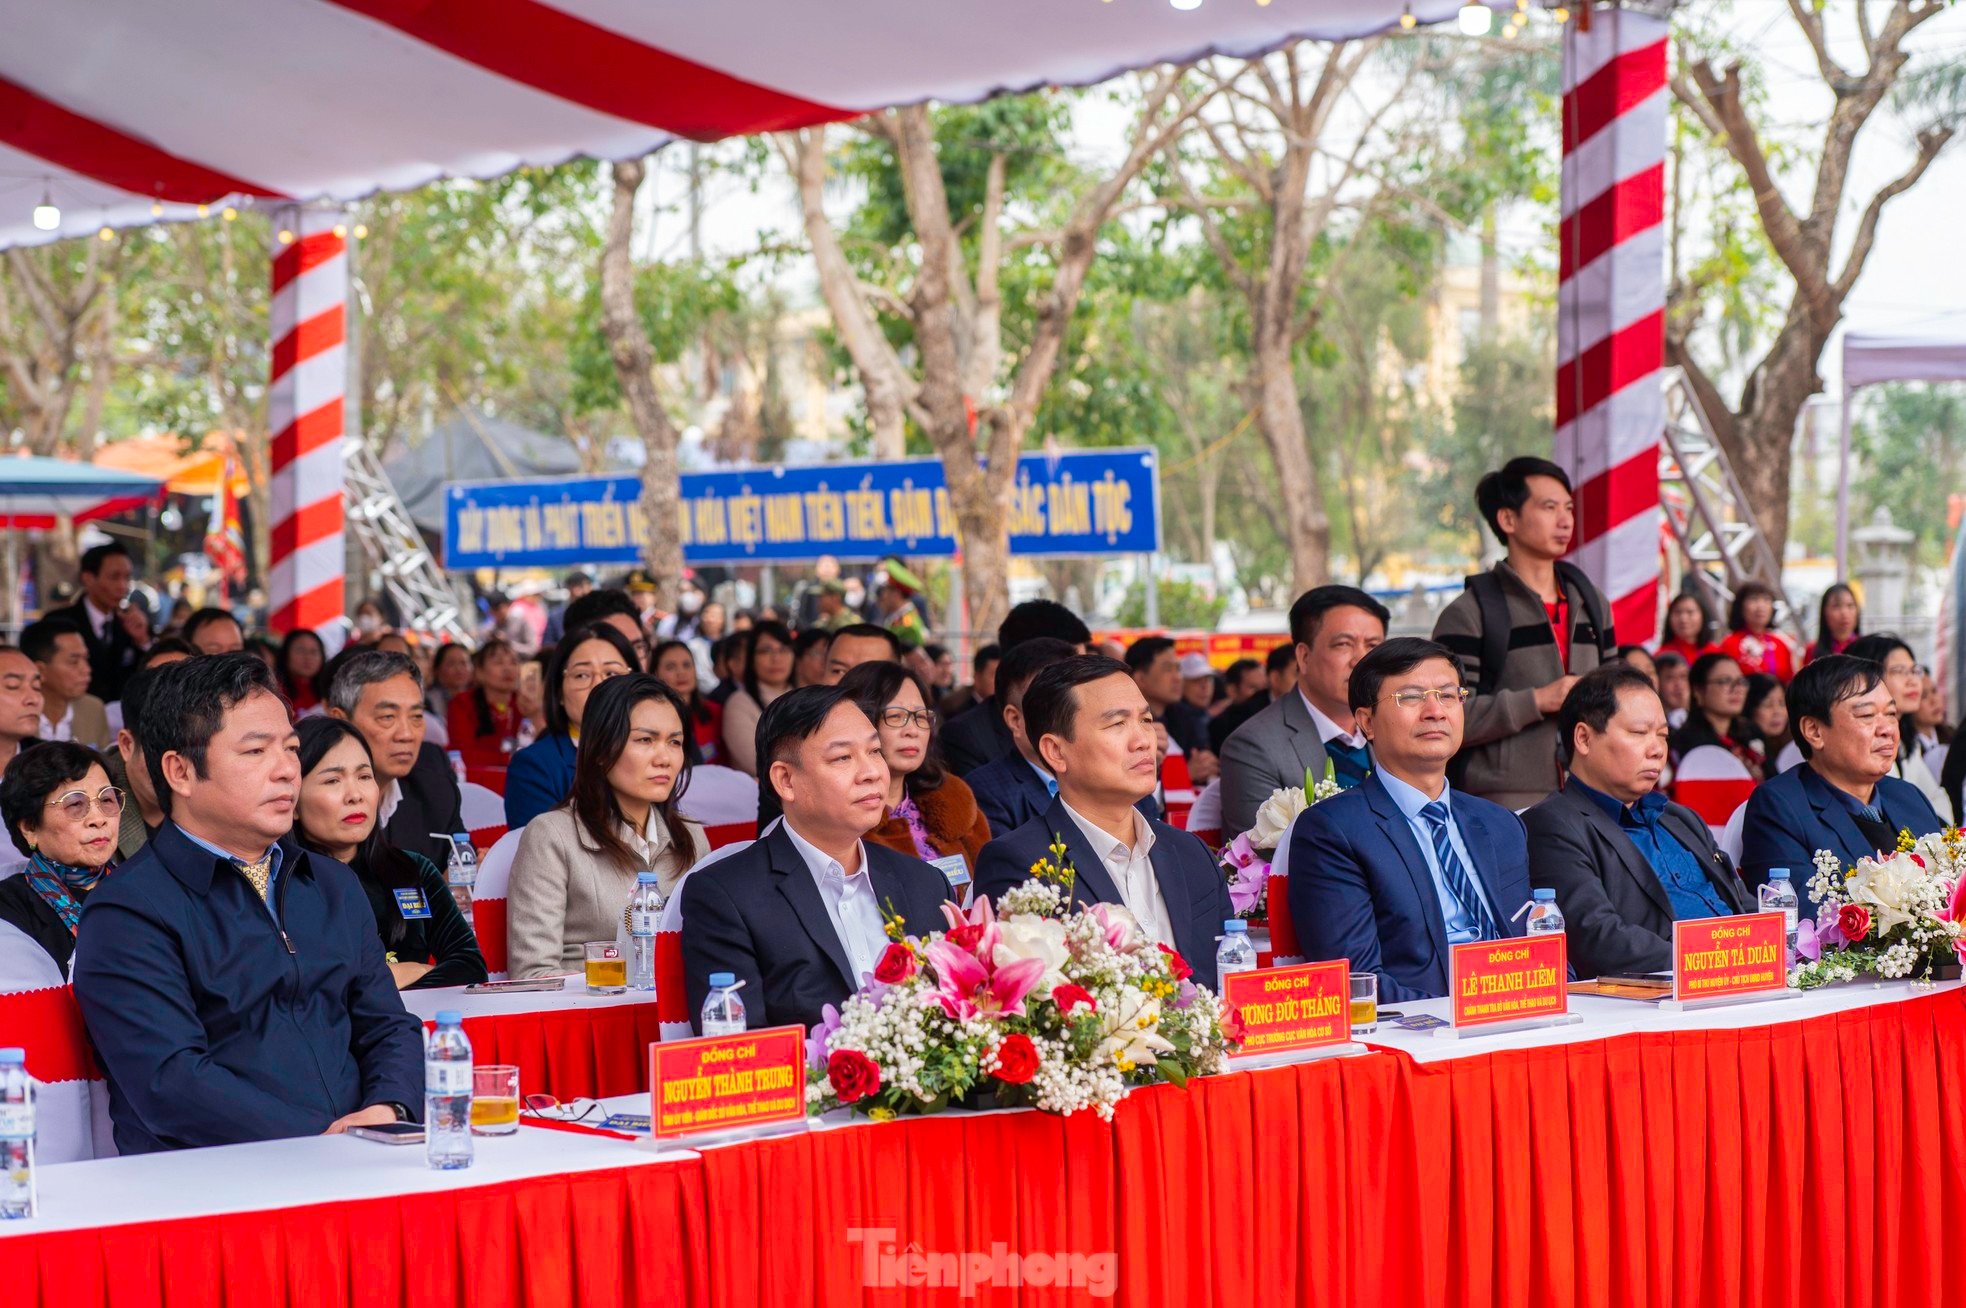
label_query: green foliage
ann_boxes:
[1853,384,1966,570]
[1115,576,1228,629]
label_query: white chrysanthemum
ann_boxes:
[1250,787,1309,851]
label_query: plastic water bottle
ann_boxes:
[1760,868,1799,963]
[628,872,660,991]
[0,1048,33,1219]
[701,972,747,1036]
[447,749,468,789]
[1216,919,1256,990]
[424,1011,474,1171]
[1524,888,1566,935]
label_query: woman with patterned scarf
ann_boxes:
[0,742,121,972]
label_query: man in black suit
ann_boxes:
[1209,645,1295,753]
[326,649,462,873]
[45,541,152,702]
[973,655,1232,975]
[941,599,1091,776]
[681,685,953,1033]
[1524,665,1751,979]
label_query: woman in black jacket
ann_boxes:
[294,717,485,989]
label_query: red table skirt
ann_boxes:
[10,988,1966,1308]
[451,1003,664,1103]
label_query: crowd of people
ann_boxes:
[0,452,1955,1156]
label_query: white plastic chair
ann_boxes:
[676,764,759,827]
[0,919,113,1161]
[469,827,523,979]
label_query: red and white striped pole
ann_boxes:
[266,207,348,635]
[1554,7,1668,646]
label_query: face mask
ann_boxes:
[356,613,380,634]
[680,593,704,615]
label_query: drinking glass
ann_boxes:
[1348,972,1378,1036]
[471,1065,520,1135]
[585,941,626,995]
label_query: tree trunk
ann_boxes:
[600,158,685,608]
[1253,326,1329,591]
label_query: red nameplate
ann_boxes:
[649,1025,806,1141]
[1673,911,1787,1003]
[1221,960,1351,1055]
[1450,934,1568,1028]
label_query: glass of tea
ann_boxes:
[1348,972,1378,1036]
[585,941,626,995]
[471,1065,520,1136]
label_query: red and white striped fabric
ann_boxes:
[0,1,1471,250]
[1673,745,1759,846]
[0,919,113,1163]
[1554,9,1668,647]
[266,208,347,637]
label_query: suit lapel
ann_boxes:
[1043,797,1123,909]
[1013,761,1052,824]
[1364,775,1449,959]
[1280,692,1329,778]
[1802,767,1876,864]
[1567,788,1674,919]
[1657,805,1748,911]
[767,826,853,990]
[1145,833,1195,960]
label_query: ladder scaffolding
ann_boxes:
[1658,367,1797,631]
[342,436,474,645]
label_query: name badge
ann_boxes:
[929,853,970,891]
[393,886,433,920]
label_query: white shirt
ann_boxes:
[1301,691,1368,752]
[1060,798,1173,949]
[39,704,73,743]
[82,598,114,643]
[783,818,887,987]
[378,778,403,831]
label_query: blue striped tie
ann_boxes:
[1420,800,1501,941]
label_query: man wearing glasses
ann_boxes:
[1287,638,1532,1002]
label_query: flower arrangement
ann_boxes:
[805,842,1239,1120]
[1220,764,1343,918]
[1789,828,1966,989]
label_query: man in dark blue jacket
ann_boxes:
[1741,654,1945,921]
[74,653,423,1153]
[973,655,1231,974]
[1287,638,1532,1002]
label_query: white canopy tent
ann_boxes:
[1838,311,1966,573]
[0,0,1475,250]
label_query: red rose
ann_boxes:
[828,1049,882,1104]
[1051,983,1097,1016]
[1158,943,1193,982]
[1838,903,1873,942]
[872,942,918,985]
[993,1033,1040,1085]
[946,923,984,952]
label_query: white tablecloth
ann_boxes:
[398,975,656,1023]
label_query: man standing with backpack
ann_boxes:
[1433,457,1616,811]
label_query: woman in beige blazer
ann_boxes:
[507,673,709,978]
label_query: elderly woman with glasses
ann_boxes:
[0,742,122,971]
[836,660,991,877]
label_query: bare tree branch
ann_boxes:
[1834,125,1952,298]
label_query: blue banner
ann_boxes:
[442,448,1160,569]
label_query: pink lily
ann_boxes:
[940,895,1001,959]
[925,939,1046,1021]
[1086,902,1146,954]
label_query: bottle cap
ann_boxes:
[1532,888,1555,902]
[434,1010,462,1025]
[708,972,736,988]
[1223,919,1246,933]
[0,1048,22,1067]
[637,872,660,885]
[1768,867,1791,882]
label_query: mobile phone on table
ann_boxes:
[349,1122,426,1145]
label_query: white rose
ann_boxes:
[995,917,1072,989]
[1249,786,1309,851]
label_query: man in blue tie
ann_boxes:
[1287,637,1531,1001]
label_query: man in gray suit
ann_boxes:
[1523,665,1751,979]
[1218,586,1389,835]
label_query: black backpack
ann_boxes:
[1446,561,1614,788]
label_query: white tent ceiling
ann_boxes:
[0,0,1469,250]
[1843,312,1966,389]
